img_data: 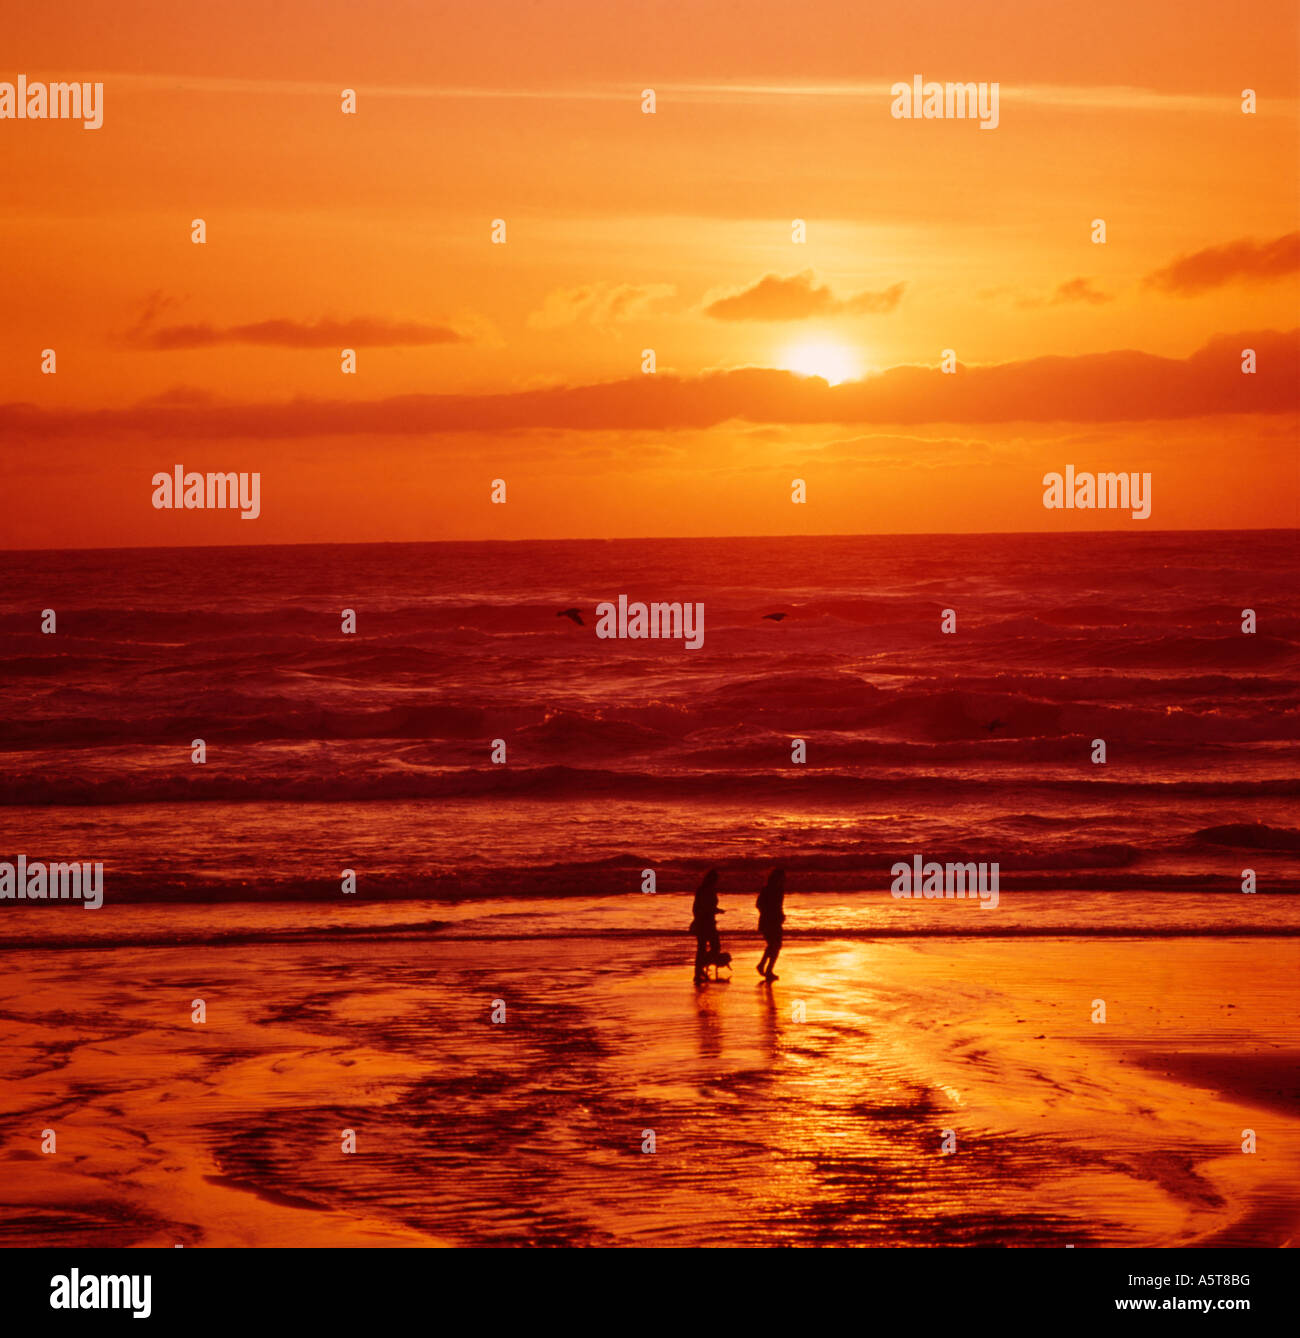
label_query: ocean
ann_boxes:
[2,529,1299,1247]
[0,529,1297,925]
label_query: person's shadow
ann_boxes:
[758,976,780,1063]
[692,986,723,1068]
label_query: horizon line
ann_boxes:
[3,525,1296,558]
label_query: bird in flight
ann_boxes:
[762,612,790,622]
[557,608,584,626]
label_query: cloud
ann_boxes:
[842,284,907,315]
[704,271,904,321]
[129,316,466,350]
[1008,278,1111,309]
[527,282,675,329]
[111,74,1297,118]
[812,432,999,467]
[1145,232,1300,296]
[1051,277,1112,305]
[4,331,1294,440]
[669,82,1296,117]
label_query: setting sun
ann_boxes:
[778,336,862,386]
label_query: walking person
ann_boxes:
[756,868,786,980]
[690,869,724,983]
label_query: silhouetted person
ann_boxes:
[690,869,723,984]
[756,868,786,980]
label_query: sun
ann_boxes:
[777,336,861,386]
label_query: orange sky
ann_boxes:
[1,0,1297,546]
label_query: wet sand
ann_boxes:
[1,920,1297,1246]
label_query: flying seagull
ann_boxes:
[557,608,584,626]
[986,718,1004,731]
[762,612,790,621]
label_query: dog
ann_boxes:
[703,947,732,980]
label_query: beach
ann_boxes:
[1,531,1296,1246]
[1,897,1297,1248]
